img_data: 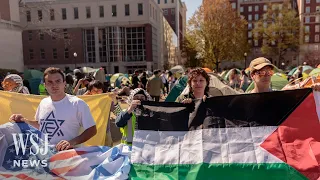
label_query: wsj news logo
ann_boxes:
[12,133,49,168]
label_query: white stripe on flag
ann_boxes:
[132,126,283,165]
[313,91,320,123]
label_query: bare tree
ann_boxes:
[303,50,320,67]
[19,0,72,46]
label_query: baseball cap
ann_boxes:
[249,57,275,72]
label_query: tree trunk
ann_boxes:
[215,61,220,72]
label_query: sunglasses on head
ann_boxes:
[254,69,274,76]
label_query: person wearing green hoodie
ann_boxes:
[115,88,152,145]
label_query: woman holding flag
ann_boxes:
[176,68,210,103]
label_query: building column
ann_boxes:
[94,27,100,63]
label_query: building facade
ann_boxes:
[0,0,24,72]
[203,0,300,69]
[298,0,320,66]
[20,0,178,74]
[156,0,187,64]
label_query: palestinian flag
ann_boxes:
[130,89,320,180]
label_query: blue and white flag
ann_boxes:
[0,122,131,180]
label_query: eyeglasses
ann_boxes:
[254,69,274,76]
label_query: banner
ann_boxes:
[0,91,112,146]
[131,89,320,180]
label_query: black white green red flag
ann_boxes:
[130,89,320,180]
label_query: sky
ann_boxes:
[184,0,202,21]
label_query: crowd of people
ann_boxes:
[2,56,320,149]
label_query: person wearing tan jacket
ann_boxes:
[146,70,164,102]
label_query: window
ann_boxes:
[240,6,244,12]
[254,40,259,46]
[305,35,310,43]
[50,9,54,20]
[53,48,57,59]
[248,39,252,44]
[64,48,69,59]
[28,31,32,41]
[263,22,267,28]
[62,8,67,20]
[271,41,276,45]
[158,0,160,4]
[40,49,45,59]
[138,3,143,15]
[248,14,252,21]
[306,0,310,4]
[85,29,96,62]
[29,49,34,59]
[125,27,146,62]
[263,5,267,11]
[305,26,310,33]
[164,9,168,15]
[26,11,31,22]
[317,25,320,32]
[150,4,151,16]
[272,4,277,10]
[125,4,130,16]
[263,14,267,20]
[317,16,320,22]
[248,31,252,38]
[248,6,252,12]
[63,29,68,39]
[165,0,168,3]
[74,7,79,19]
[39,32,44,40]
[86,7,91,18]
[317,6,320,12]
[316,35,320,42]
[255,14,259,20]
[232,3,236,9]
[38,10,42,21]
[172,0,174,3]
[99,6,104,17]
[112,5,117,17]
[171,8,175,15]
[255,5,259,11]
[248,23,252,29]
[279,4,283,10]
[306,7,310,13]
[305,16,310,23]
[279,13,283,18]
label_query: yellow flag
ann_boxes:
[0,91,112,146]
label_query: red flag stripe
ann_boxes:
[261,93,320,180]
[50,150,87,162]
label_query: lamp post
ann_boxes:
[303,61,307,65]
[281,62,285,70]
[73,52,77,69]
[244,52,247,69]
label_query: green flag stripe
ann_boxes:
[130,163,307,180]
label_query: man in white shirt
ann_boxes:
[10,67,97,151]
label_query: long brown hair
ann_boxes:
[188,68,210,94]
